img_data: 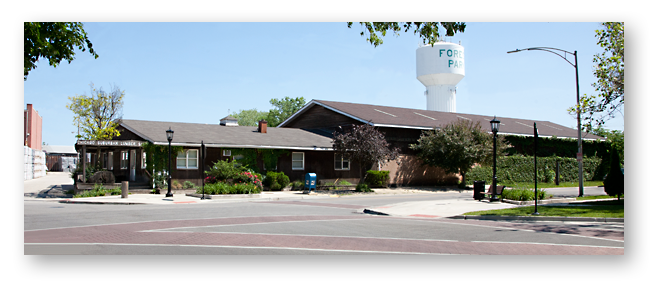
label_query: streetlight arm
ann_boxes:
[507,47,576,68]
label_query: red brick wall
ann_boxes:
[24,104,42,150]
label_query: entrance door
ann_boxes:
[130,149,136,181]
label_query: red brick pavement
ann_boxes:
[25,215,623,255]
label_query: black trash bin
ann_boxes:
[473,181,486,200]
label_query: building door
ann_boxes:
[130,149,136,182]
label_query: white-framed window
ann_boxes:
[141,152,147,169]
[120,151,128,169]
[223,150,231,157]
[177,149,198,169]
[292,152,304,170]
[334,154,350,170]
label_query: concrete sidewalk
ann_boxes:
[24,173,621,222]
[50,191,335,205]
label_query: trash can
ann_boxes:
[473,181,486,200]
[305,173,317,193]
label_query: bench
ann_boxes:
[477,185,506,200]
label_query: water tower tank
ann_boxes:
[416,42,465,112]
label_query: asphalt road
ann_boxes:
[24,191,623,255]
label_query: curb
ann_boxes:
[447,215,624,223]
[58,199,145,205]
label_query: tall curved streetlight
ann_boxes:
[507,47,584,197]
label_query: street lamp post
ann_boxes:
[507,47,584,197]
[490,117,501,202]
[533,123,540,215]
[166,127,174,198]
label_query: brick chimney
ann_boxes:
[258,119,267,134]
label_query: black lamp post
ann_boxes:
[201,140,205,200]
[507,47,584,197]
[166,127,174,197]
[490,117,500,202]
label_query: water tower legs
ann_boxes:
[425,84,457,112]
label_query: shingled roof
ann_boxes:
[279,100,605,141]
[119,119,333,150]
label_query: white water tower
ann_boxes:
[416,42,465,112]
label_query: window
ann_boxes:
[177,149,198,169]
[292,152,304,170]
[120,151,128,169]
[108,152,113,170]
[334,154,350,170]
[223,150,231,157]
[102,153,108,169]
[141,152,146,169]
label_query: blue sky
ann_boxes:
[23,22,624,146]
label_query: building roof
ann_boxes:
[42,145,77,154]
[279,100,605,140]
[119,119,333,150]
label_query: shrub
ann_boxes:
[73,184,121,198]
[234,171,263,189]
[183,181,196,189]
[199,182,261,195]
[501,188,550,201]
[355,183,373,193]
[205,159,246,181]
[365,170,390,187]
[264,171,290,191]
[204,176,217,184]
[290,181,304,190]
[604,148,624,200]
[172,180,183,189]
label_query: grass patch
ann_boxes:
[73,184,122,198]
[577,195,623,201]
[501,180,603,189]
[464,199,623,218]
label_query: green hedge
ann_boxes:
[199,182,260,195]
[263,171,290,191]
[365,170,390,187]
[466,155,602,184]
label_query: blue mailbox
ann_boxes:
[305,173,317,192]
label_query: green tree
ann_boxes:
[591,127,624,164]
[410,119,507,187]
[231,109,269,127]
[603,147,624,200]
[67,83,125,168]
[571,22,624,131]
[266,96,306,127]
[66,83,125,141]
[24,22,99,80]
[333,124,400,183]
[347,22,466,47]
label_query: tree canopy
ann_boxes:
[571,22,624,131]
[66,83,124,141]
[266,96,306,127]
[231,109,269,127]
[332,123,400,182]
[410,119,507,186]
[347,22,466,47]
[24,22,98,80]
